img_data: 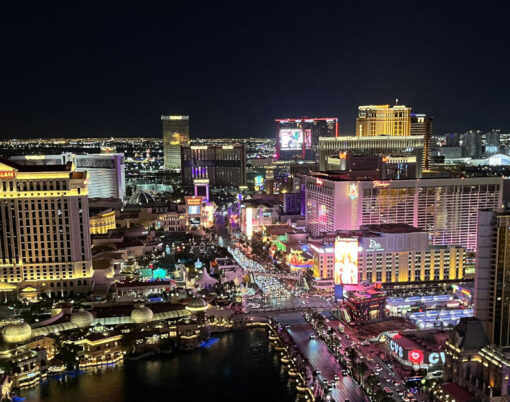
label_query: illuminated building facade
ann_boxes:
[184,196,214,230]
[343,284,386,322]
[475,210,510,349]
[0,160,93,294]
[317,135,424,173]
[356,104,411,137]
[325,152,418,180]
[305,173,502,251]
[276,117,338,160]
[240,200,280,239]
[10,154,126,201]
[386,329,449,372]
[311,224,467,287]
[69,154,125,200]
[181,145,246,188]
[162,115,190,170]
[411,114,433,169]
[89,209,116,235]
[444,317,510,401]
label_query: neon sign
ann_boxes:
[187,197,202,205]
[373,181,391,188]
[367,238,384,251]
[389,339,404,359]
[429,352,446,364]
[409,350,424,365]
[0,171,15,179]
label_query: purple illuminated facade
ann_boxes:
[181,145,246,188]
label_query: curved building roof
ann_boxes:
[127,190,156,206]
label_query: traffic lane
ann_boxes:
[287,323,368,402]
[359,346,405,402]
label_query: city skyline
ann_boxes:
[2,2,510,139]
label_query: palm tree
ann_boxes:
[374,389,393,402]
[346,347,357,363]
[365,374,379,394]
[356,361,369,385]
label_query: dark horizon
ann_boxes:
[2,2,510,140]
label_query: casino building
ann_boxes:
[0,159,93,295]
[310,224,468,290]
[305,172,502,251]
[318,135,425,173]
[181,145,246,188]
[385,329,449,372]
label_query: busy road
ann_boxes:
[275,312,368,402]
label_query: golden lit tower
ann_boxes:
[356,104,411,137]
[0,159,93,296]
[162,115,190,170]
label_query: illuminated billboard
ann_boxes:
[188,205,201,215]
[280,129,303,150]
[254,175,264,187]
[245,207,253,239]
[334,238,358,285]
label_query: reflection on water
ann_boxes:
[21,329,297,402]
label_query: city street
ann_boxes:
[323,319,413,402]
[275,312,369,402]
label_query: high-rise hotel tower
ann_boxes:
[162,115,190,170]
[0,159,92,296]
[356,104,411,137]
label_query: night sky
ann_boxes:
[2,1,510,139]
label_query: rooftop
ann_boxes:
[393,330,449,352]
[361,223,423,234]
[441,383,477,402]
[0,158,72,172]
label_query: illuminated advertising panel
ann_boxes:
[188,205,201,215]
[280,129,303,150]
[334,238,358,285]
[245,207,253,239]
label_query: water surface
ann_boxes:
[21,329,297,402]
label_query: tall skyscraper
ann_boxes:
[475,210,510,349]
[461,130,483,159]
[305,173,502,251]
[484,130,501,156]
[411,114,433,169]
[276,117,338,160]
[0,159,93,296]
[356,104,411,137]
[162,115,190,170]
[181,145,246,188]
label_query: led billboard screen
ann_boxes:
[188,205,201,215]
[280,129,303,150]
[334,238,358,285]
